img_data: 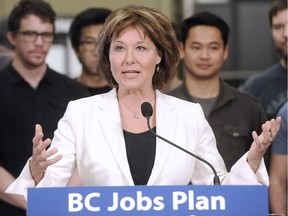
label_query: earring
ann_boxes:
[156,64,160,72]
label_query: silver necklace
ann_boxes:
[119,99,140,119]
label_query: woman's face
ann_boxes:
[109,27,161,92]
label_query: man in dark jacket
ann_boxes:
[169,12,267,172]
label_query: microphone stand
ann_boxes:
[144,116,221,185]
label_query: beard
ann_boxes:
[277,47,287,60]
[275,45,288,68]
[275,40,287,62]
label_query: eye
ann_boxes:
[136,46,146,51]
[115,46,125,52]
[42,32,54,38]
[80,39,95,44]
[273,24,285,31]
[191,45,200,50]
[85,41,95,45]
[210,46,219,51]
[23,31,37,37]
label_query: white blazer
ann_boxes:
[7,89,269,198]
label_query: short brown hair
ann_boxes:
[8,0,56,33]
[97,5,180,89]
[269,0,287,26]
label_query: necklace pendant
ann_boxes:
[133,113,139,119]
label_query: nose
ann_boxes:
[124,49,136,64]
[35,34,44,45]
[91,41,98,54]
[283,24,288,38]
[92,46,98,56]
[200,48,209,59]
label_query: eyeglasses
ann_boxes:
[16,31,54,43]
[80,40,97,51]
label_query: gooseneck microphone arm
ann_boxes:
[141,102,220,185]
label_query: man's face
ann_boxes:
[8,14,54,67]
[183,25,228,80]
[76,24,103,77]
[271,9,288,61]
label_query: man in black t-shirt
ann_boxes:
[0,1,88,215]
[69,8,112,95]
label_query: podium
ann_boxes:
[28,185,268,215]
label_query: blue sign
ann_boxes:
[28,185,268,216]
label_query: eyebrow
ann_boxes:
[112,40,149,45]
[191,41,221,46]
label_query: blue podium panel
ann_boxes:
[28,185,268,216]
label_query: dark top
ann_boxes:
[169,80,267,171]
[271,102,287,155]
[123,127,156,185]
[0,63,89,216]
[73,77,112,96]
[240,62,287,119]
[86,85,112,96]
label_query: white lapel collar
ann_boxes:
[98,89,134,185]
[148,91,179,184]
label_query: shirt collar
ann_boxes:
[5,62,52,86]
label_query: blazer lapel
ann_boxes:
[148,91,178,184]
[98,89,134,185]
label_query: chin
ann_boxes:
[87,71,101,76]
[29,60,46,67]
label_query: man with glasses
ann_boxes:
[69,8,112,95]
[0,1,88,215]
[65,8,113,187]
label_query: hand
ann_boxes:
[247,117,281,172]
[29,124,63,185]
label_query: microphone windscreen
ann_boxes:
[141,102,153,117]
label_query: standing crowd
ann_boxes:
[0,0,286,216]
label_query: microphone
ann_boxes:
[141,102,221,185]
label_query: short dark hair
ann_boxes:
[269,0,287,26]
[97,5,180,89]
[7,0,56,33]
[172,23,181,42]
[69,8,112,51]
[0,18,13,49]
[181,11,230,47]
